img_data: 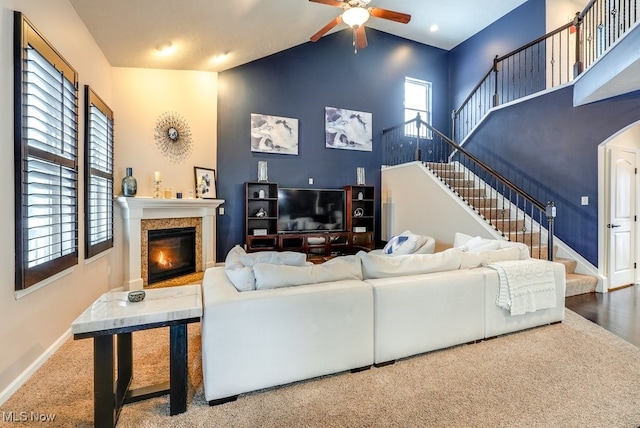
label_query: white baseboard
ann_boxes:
[0,329,71,406]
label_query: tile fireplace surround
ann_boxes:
[117,197,224,290]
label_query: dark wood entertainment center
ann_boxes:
[244,181,374,260]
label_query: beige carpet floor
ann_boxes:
[2,310,640,427]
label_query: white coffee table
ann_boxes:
[72,284,202,428]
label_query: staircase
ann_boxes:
[428,162,598,297]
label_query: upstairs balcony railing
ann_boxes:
[453,0,638,143]
[383,115,556,261]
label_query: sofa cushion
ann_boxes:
[497,240,530,259]
[413,235,436,254]
[358,248,462,279]
[253,255,363,290]
[224,246,310,292]
[224,245,256,292]
[459,247,522,269]
[239,250,308,267]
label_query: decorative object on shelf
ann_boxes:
[254,207,267,217]
[251,113,299,155]
[354,207,364,217]
[154,111,193,162]
[164,188,172,199]
[258,189,266,199]
[176,192,183,199]
[358,191,364,200]
[253,228,268,236]
[194,166,217,199]
[122,167,137,197]
[257,160,268,182]
[127,290,145,303]
[353,226,367,233]
[357,166,366,185]
[153,171,162,198]
[325,107,372,152]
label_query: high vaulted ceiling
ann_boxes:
[68,0,527,72]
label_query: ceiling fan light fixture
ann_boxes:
[342,7,369,28]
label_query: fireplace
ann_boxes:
[148,227,197,285]
[117,197,223,290]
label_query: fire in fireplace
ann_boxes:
[148,227,196,284]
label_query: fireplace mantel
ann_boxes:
[116,197,224,290]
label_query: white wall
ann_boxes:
[110,68,218,288]
[0,0,218,402]
[381,162,500,247]
[546,0,586,30]
[112,67,218,198]
[0,0,113,401]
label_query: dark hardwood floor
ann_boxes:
[565,284,640,347]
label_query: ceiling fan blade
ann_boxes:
[355,25,368,50]
[310,15,343,42]
[308,0,345,7]
[369,7,411,24]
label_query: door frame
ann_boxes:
[598,121,640,292]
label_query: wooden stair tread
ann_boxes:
[429,161,599,297]
[552,257,578,274]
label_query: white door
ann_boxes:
[608,148,636,289]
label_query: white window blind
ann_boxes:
[15,12,79,290]
[85,87,114,258]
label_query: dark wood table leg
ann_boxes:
[94,335,116,428]
[116,333,133,411]
[169,323,188,415]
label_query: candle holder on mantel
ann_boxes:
[196,182,207,198]
[153,180,162,198]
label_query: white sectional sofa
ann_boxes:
[201,268,374,405]
[201,238,566,405]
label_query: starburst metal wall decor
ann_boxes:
[154,111,193,162]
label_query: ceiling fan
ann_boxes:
[309,0,411,52]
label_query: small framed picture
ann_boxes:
[193,166,217,199]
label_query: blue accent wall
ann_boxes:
[217,29,450,260]
[448,0,546,111]
[463,86,640,265]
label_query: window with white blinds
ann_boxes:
[84,87,114,259]
[404,77,433,139]
[14,12,79,290]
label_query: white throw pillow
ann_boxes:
[460,247,522,269]
[454,233,501,252]
[382,230,428,256]
[358,248,462,279]
[453,232,473,248]
[253,255,362,290]
[454,232,530,260]
[464,237,501,252]
[498,240,530,259]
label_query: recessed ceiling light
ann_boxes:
[211,53,229,63]
[156,42,174,55]
[430,24,439,32]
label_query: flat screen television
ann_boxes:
[277,188,345,233]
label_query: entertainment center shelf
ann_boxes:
[244,182,375,258]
